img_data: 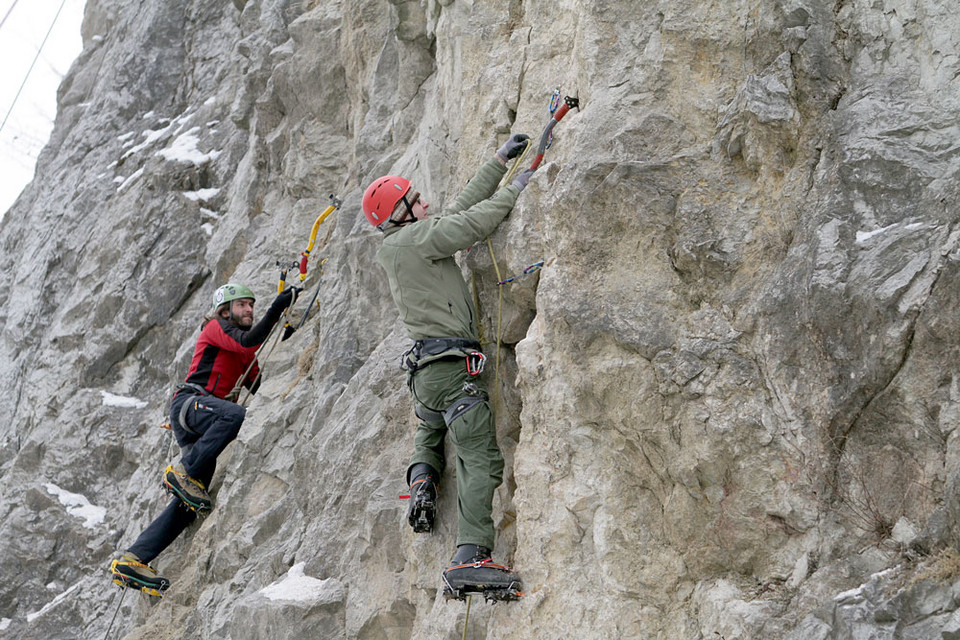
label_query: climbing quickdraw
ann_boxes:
[496,260,544,286]
[545,88,561,150]
[548,88,561,113]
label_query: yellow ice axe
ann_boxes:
[278,194,342,293]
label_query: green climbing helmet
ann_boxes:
[213,283,256,308]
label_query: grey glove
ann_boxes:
[496,134,530,162]
[511,168,536,191]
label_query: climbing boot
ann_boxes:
[109,553,170,597]
[407,463,438,533]
[442,544,523,602]
[163,463,212,513]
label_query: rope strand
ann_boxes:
[481,141,531,410]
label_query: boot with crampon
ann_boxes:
[109,553,170,597]
[406,463,438,533]
[163,463,212,513]
[442,544,523,602]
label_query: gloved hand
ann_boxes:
[511,168,536,192]
[270,286,301,314]
[496,134,531,162]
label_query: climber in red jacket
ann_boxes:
[108,283,295,596]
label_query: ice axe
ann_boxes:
[528,94,580,170]
[278,194,342,340]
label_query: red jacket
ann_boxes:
[183,317,264,399]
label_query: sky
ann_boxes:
[0,0,86,218]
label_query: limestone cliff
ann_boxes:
[3,0,960,638]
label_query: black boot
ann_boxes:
[442,544,523,601]
[406,463,438,533]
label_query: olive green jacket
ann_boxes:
[378,158,520,341]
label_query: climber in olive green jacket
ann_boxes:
[362,134,533,599]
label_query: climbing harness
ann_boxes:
[411,380,489,425]
[400,338,483,373]
[497,260,545,286]
[400,338,492,425]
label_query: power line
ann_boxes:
[0,0,68,136]
[0,0,21,33]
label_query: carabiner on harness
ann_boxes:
[466,351,486,376]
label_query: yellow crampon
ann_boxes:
[109,557,167,598]
[162,464,212,513]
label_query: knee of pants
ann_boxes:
[448,402,500,455]
[220,402,246,427]
[194,398,245,436]
[222,408,245,436]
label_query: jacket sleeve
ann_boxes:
[416,185,521,259]
[445,157,510,215]
[214,289,292,350]
[214,317,274,350]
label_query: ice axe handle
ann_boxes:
[299,254,309,280]
[530,96,580,170]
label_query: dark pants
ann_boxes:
[126,392,245,563]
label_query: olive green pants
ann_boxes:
[407,359,504,549]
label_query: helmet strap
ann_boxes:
[225,301,241,326]
[381,197,417,230]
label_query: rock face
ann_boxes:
[2,0,960,638]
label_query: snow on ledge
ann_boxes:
[26,582,82,622]
[100,390,147,409]
[183,187,221,202]
[44,483,106,529]
[259,563,345,605]
[157,128,222,164]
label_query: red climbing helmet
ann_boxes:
[362,175,411,228]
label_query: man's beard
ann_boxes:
[231,313,254,329]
